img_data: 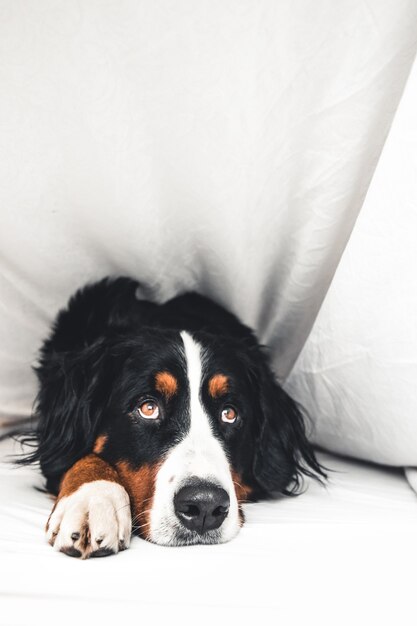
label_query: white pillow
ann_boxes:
[286,58,417,466]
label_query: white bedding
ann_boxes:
[1,437,416,625]
[1,3,417,622]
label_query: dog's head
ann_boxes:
[33,328,324,546]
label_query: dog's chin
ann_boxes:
[147,520,241,547]
[154,529,223,547]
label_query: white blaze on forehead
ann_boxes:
[179,331,227,474]
[148,331,240,545]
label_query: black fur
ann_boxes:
[18,276,325,498]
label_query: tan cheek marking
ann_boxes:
[93,434,108,454]
[59,455,120,499]
[208,374,229,398]
[231,470,252,504]
[155,371,178,399]
[116,461,160,540]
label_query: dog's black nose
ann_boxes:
[174,481,230,533]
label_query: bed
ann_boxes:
[1,2,417,623]
[1,437,416,625]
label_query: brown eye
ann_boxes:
[221,406,238,424]
[138,400,160,420]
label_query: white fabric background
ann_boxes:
[287,56,417,466]
[0,0,417,468]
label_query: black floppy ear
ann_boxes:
[251,353,325,496]
[19,339,111,492]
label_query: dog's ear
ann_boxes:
[250,350,325,496]
[20,339,112,491]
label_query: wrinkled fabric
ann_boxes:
[287,55,417,468]
[0,0,417,474]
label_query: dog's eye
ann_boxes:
[221,406,238,424]
[138,400,160,420]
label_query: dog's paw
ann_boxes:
[46,480,132,559]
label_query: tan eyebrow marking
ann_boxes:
[155,371,178,399]
[93,434,108,455]
[208,373,229,398]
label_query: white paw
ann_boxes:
[46,480,132,559]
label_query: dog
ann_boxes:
[19,276,324,557]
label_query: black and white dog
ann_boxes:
[20,277,324,558]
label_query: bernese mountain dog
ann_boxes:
[19,276,324,557]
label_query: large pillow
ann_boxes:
[286,58,417,467]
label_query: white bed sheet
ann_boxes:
[1,438,416,626]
